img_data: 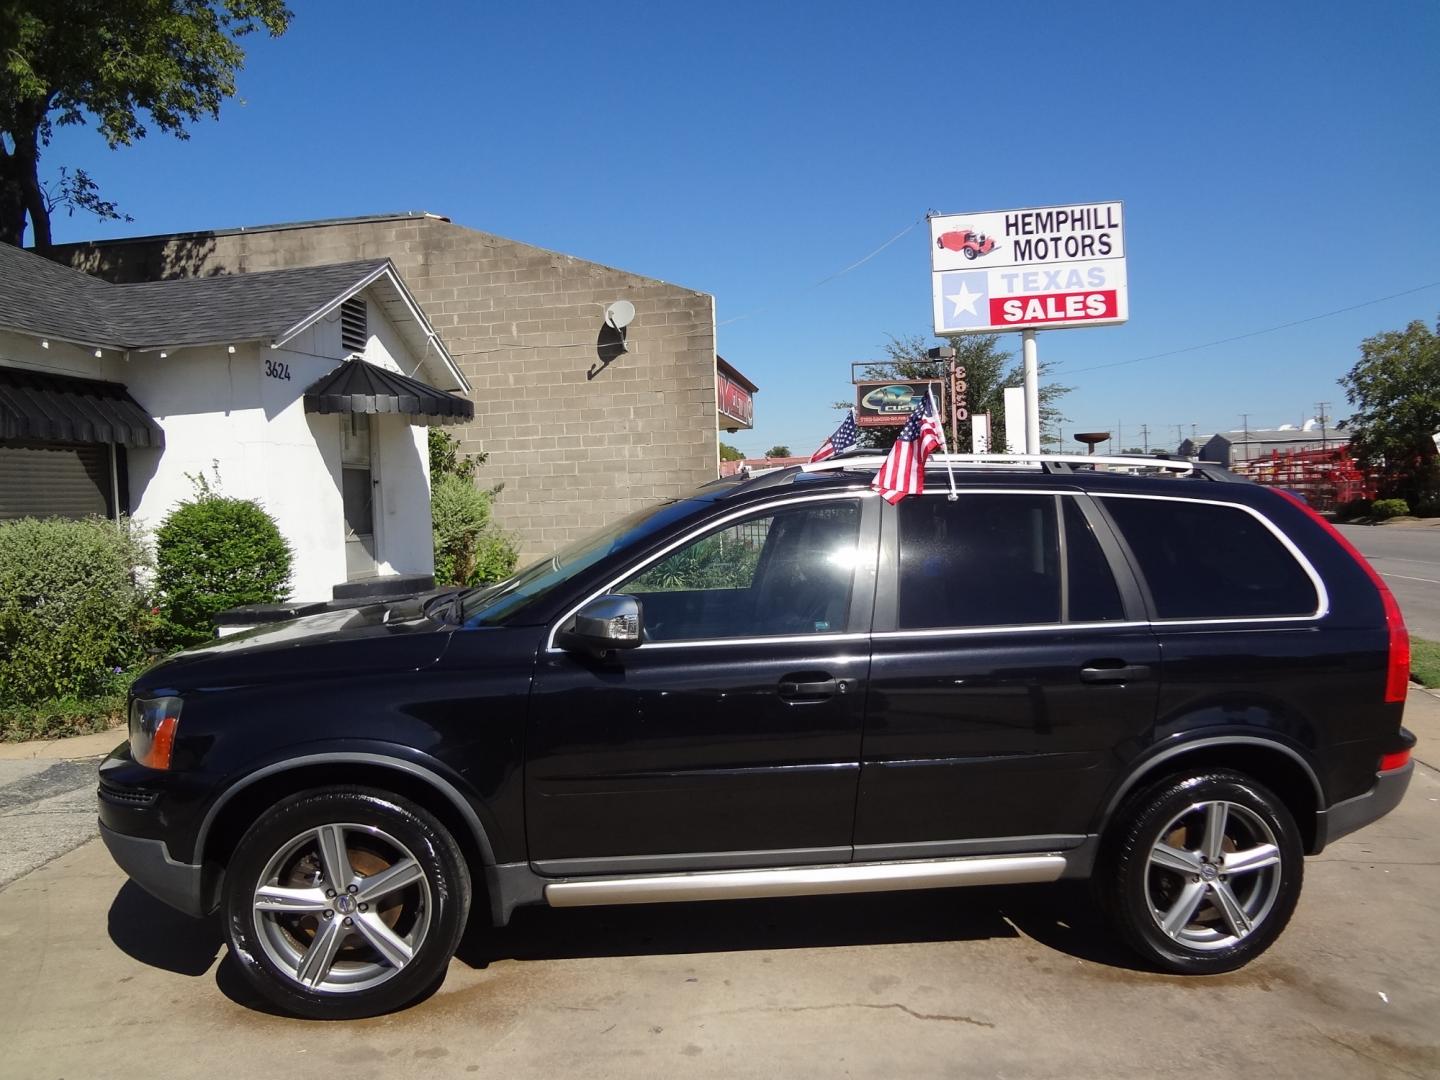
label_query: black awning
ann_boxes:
[303,358,473,425]
[0,366,164,448]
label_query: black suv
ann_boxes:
[99,455,1416,1018]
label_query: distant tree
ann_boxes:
[853,334,1071,452]
[1340,315,1440,504]
[0,0,292,248]
[765,445,792,458]
[718,441,744,462]
[1121,447,1147,455]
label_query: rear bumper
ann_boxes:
[1314,761,1414,849]
[99,820,210,918]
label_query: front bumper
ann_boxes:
[1314,760,1414,849]
[99,821,210,918]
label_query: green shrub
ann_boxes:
[1,690,128,743]
[1412,500,1440,518]
[1372,498,1411,520]
[1336,497,1372,521]
[432,473,518,587]
[0,516,154,707]
[429,429,517,588]
[155,493,292,646]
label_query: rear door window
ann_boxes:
[1102,497,1319,619]
[897,494,1062,629]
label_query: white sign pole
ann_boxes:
[1022,329,1039,453]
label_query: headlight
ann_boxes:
[129,696,183,770]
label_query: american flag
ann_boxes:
[871,396,944,504]
[810,409,859,462]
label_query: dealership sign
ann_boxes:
[716,371,753,427]
[930,202,1127,335]
[855,380,942,427]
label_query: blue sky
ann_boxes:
[43,0,1440,456]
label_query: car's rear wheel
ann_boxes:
[223,787,470,1019]
[1099,770,1303,974]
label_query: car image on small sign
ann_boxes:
[931,202,1127,335]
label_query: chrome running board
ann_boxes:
[544,854,1067,908]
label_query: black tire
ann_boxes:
[223,786,471,1019]
[1098,770,1303,974]
[963,247,978,260]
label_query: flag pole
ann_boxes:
[928,385,959,502]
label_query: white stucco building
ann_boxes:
[0,243,469,602]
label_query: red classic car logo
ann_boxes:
[936,229,998,261]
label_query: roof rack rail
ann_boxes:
[797,452,1203,475]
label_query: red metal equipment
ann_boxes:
[1232,446,1376,510]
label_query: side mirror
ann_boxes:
[556,594,644,655]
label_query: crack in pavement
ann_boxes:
[711,1002,995,1027]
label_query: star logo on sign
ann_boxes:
[947,281,982,317]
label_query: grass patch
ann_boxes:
[1410,637,1440,689]
[0,692,127,743]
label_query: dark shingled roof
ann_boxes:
[0,241,388,350]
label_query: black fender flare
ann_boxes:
[1096,734,1326,835]
[196,750,506,921]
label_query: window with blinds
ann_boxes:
[340,297,368,354]
[0,441,114,520]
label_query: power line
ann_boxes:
[716,215,929,328]
[1058,280,1440,376]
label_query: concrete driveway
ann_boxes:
[1,708,1438,1078]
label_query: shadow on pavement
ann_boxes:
[456,881,1148,972]
[107,881,223,977]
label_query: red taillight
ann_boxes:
[1276,490,1410,703]
[1379,749,1411,772]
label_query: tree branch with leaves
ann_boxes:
[0,0,291,248]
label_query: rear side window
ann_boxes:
[1102,497,1318,619]
[897,495,1061,628]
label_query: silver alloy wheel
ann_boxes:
[251,822,432,994]
[1144,799,1283,951]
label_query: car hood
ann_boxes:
[133,594,458,693]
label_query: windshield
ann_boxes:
[459,497,706,625]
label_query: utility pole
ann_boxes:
[1115,419,1122,455]
[1175,424,1184,448]
[1140,424,1150,454]
[1315,401,1330,451]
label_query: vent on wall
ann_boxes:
[340,297,368,354]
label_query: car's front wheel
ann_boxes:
[223,787,470,1019]
[1099,770,1303,974]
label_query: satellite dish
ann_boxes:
[604,301,636,330]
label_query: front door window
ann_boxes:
[340,414,376,578]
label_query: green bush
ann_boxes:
[1372,498,1411,520]
[1412,500,1440,518]
[429,429,517,588]
[1336,498,1372,521]
[431,473,518,587]
[0,516,154,708]
[1,691,128,743]
[155,493,292,646]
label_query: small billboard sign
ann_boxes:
[930,202,1127,335]
[855,380,942,427]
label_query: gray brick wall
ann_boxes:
[53,216,720,562]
